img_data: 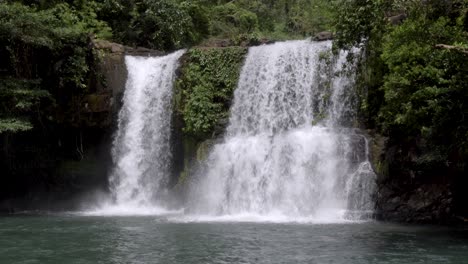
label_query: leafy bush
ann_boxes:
[210,3,259,37]
[0,2,109,133]
[175,47,247,139]
[0,78,51,133]
[99,0,209,50]
[334,0,468,174]
[380,14,468,168]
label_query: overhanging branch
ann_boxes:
[435,44,468,55]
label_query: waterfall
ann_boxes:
[97,51,184,214]
[187,41,376,222]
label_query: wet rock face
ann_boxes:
[88,39,166,121]
[84,39,166,127]
[375,183,454,223]
[80,49,126,128]
[367,131,459,224]
[96,53,127,98]
[0,40,144,212]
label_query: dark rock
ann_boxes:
[214,117,229,136]
[376,182,455,224]
[259,38,275,45]
[125,47,165,57]
[391,196,400,204]
[92,39,125,53]
[83,94,113,113]
[92,38,164,57]
[388,13,407,25]
[241,37,275,47]
[314,31,334,41]
[95,52,127,98]
[199,39,234,48]
[407,194,427,211]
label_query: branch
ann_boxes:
[435,44,468,55]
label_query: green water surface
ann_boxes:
[1,215,467,264]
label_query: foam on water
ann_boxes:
[81,201,183,217]
[168,209,369,224]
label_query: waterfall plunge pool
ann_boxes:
[1,214,468,264]
[6,41,465,264]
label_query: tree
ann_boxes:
[0,2,109,133]
[333,0,468,175]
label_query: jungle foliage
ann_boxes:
[175,47,247,139]
[0,1,107,133]
[97,0,336,48]
[334,0,468,177]
[2,0,468,184]
[0,0,335,135]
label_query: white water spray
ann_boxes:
[187,41,376,222]
[93,51,184,215]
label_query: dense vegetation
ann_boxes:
[0,0,334,135]
[0,1,110,133]
[335,0,468,181]
[175,47,247,139]
[0,0,337,205]
[1,0,468,219]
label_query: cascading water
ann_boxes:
[94,50,184,214]
[187,41,376,222]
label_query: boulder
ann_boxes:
[388,13,407,25]
[314,31,334,41]
[376,183,455,223]
[92,38,164,56]
[125,46,164,57]
[92,39,125,53]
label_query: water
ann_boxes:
[1,214,468,264]
[22,41,448,264]
[188,41,376,220]
[91,41,375,220]
[100,51,184,214]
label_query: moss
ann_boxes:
[196,139,215,162]
[311,112,327,126]
[175,138,217,186]
[175,47,247,140]
[177,164,189,185]
[370,132,389,179]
